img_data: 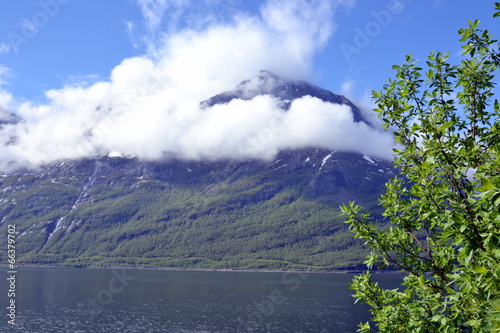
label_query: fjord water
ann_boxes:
[2,268,401,332]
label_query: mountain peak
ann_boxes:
[257,69,280,79]
[202,71,368,124]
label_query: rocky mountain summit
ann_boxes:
[202,70,368,123]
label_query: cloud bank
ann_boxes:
[0,0,394,171]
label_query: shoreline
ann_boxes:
[1,263,402,274]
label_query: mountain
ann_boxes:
[0,72,395,271]
[202,70,368,123]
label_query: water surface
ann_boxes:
[1,267,402,332]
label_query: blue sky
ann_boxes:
[0,0,498,169]
[0,0,496,102]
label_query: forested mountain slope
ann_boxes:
[0,72,395,270]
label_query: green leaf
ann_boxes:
[493,192,500,207]
[344,7,500,332]
[438,121,454,132]
[473,266,487,274]
[478,179,495,192]
[494,2,500,17]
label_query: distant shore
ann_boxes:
[3,263,401,274]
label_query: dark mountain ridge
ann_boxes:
[202,70,368,123]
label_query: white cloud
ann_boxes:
[281,96,393,158]
[261,0,334,68]
[0,92,12,108]
[340,85,387,131]
[136,0,189,31]
[124,20,140,49]
[340,78,354,96]
[0,0,395,171]
[0,43,11,54]
[0,66,9,85]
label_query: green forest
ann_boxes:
[0,150,391,271]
